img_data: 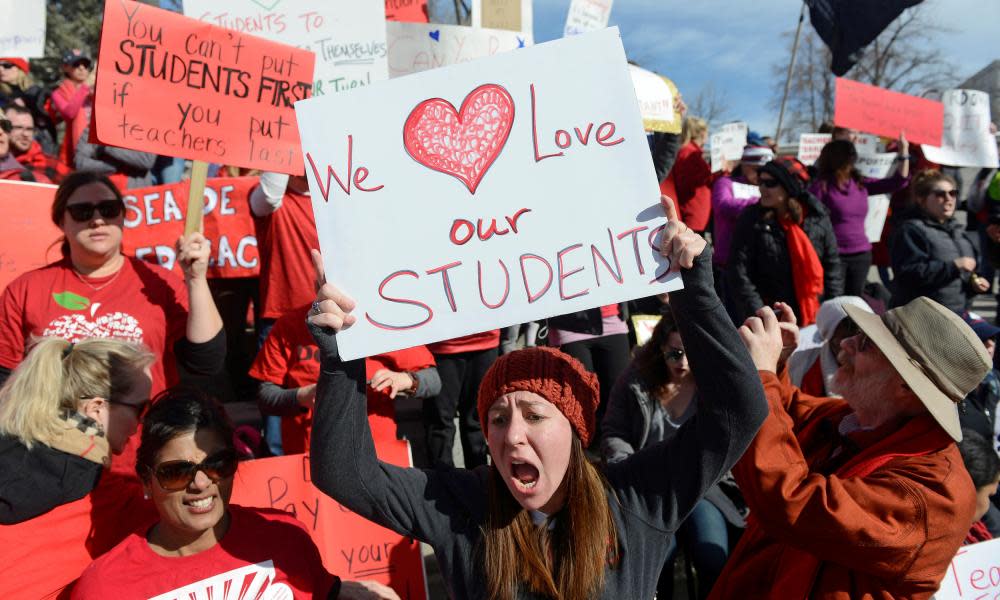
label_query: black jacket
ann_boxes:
[889,210,978,313]
[0,435,101,524]
[725,193,843,324]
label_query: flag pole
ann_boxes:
[775,2,807,145]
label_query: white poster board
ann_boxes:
[856,152,898,243]
[0,0,45,58]
[924,89,1000,168]
[470,0,533,37]
[386,22,530,79]
[296,28,677,360]
[564,0,613,36]
[184,0,387,97]
[798,133,832,166]
[854,132,879,156]
[628,65,680,134]
[934,537,1000,599]
[710,122,748,173]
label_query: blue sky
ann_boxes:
[532,0,1000,137]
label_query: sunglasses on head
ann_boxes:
[759,179,782,189]
[149,449,239,492]
[65,199,125,222]
[930,189,958,200]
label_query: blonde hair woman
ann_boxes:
[670,116,713,233]
[0,337,158,599]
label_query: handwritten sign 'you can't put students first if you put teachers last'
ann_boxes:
[295,28,678,361]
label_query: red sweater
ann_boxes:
[667,141,712,232]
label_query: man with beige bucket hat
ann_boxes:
[708,297,991,599]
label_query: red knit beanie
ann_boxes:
[477,346,599,447]
[0,58,29,73]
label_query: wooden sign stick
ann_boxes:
[184,160,209,235]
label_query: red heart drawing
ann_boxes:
[403,84,515,194]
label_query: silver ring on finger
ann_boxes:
[309,300,322,317]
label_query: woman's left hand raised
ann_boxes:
[176,232,210,281]
[659,194,707,272]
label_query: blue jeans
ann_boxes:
[257,319,283,456]
[658,499,730,600]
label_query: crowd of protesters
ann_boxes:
[1,39,1000,600]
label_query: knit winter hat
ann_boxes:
[0,58,29,73]
[477,346,599,447]
[760,156,811,198]
[741,145,774,166]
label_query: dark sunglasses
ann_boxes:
[0,118,9,133]
[65,199,125,222]
[759,179,782,189]
[930,189,958,200]
[149,449,239,492]
[71,60,91,69]
[664,348,685,362]
[0,62,18,69]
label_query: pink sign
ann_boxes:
[833,78,944,147]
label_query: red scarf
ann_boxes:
[779,215,824,326]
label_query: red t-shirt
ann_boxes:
[254,190,319,319]
[71,504,334,599]
[0,471,156,600]
[249,304,436,453]
[0,257,188,394]
[426,329,500,355]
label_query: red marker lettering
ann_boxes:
[557,243,589,301]
[426,261,462,312]
[520,253,553,303]
[591,228,624,286]
[365,269,432,331]
[477,259,510,309]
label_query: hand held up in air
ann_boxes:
[307,249,357,332]
[738,306,786,373]
[658,194,707,272]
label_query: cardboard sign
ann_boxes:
[710,122,748,173]
[935,537,1000,599]
[230,444,428,599]
[184,0,388,98]
[798,133,832,166]
[834,78,944,147]
[0,181,63,293]
[296,28,677,361]
[121,178,260,278]
[628,65,681,134]
[923,89,1000,168]
[471,0,533,35]
[564,0,614,36]
[0,0,45,57]
[386,22,529,79]
[855,152,898,243]
[385,0,429,23]
[93,0,315,174]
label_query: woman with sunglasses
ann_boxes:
[601,311,747,599]
[0,57,58,155]
[0,336,157,598]
[726,157,843,326]
[890,169,986,312]
[305,196,768,599]
[73,389,400,599]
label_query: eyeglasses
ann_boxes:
[930,189,958,200]
[664,348,685,362]
[65,199,125,222]
[759,179,782,189]
[0,63,18,70]
[71,61,91,69]
[149,449,239,492]
[0,119,9,133]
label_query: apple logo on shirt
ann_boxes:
[44,291,144,344]
[147,561,293,600]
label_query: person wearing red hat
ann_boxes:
[305,197,768,599]
[0,57,58,155]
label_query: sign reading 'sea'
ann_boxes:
[94,0,315,174]
[296,28,677,361]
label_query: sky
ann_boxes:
[531,0,1000,137]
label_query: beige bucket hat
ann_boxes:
[843,297,990,442]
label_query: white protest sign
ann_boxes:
[924,89,1000,168]
[296,28,676,360]
[731,181,760,200]
[471,0,533,36]
[798,133,832,166]
[628,65,680,134]
[564,0,613,36]
[184,0,387,97]
[0,0,45,58]
[855,132,878,156]
[710,122,748,173]
[856,152,898,243]
[386,22,530,79]
[934,537,1000,599]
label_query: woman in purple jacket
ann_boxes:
[809,136,910,296]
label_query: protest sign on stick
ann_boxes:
[923,89,1000,168]
[855,152,898,243]
[93,0,315,175]
[471,0,533,35]
[0,0,45,57]
[834,78,944,147]
[184,0,388,97]
[934,537,1000,600]
[296,27,677,361]
[230,440,427,599]
[797,133,832,166]
[385,0,429,23]
[710,122,748,173]
[628,65,681,134]
[386,22,529,79]
[564,0,614,36]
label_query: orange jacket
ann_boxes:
[710,371,976,599]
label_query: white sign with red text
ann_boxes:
[924,90,1000,168]
[295,28,676,360]
[934,537,1000,599]
[386,22,530,79]
[798,133,832,166]
[710,122,748,173]
[856,152,898,243]
[564,0,613,36]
